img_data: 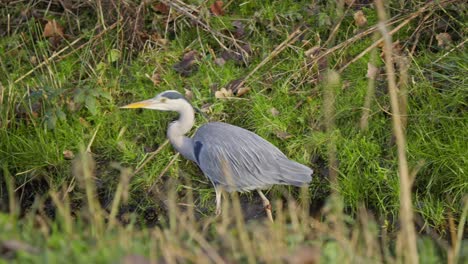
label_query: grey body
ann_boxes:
[190,122,312,192]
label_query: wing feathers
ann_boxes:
[194,122,313,191]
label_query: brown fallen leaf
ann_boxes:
[232,20,246,39]
[270,107,280,116]
[184,88,194,101]
[305,45,321,58]
[151,72,161,86]
[79,117,91,128]
[153,2,170,14]
[210,1,224,16]
[436,32,452,49]
[215,88,233,98]
[43,19,64,38]
[201,103,213,113]
[220,44,252,65]
[30,55,38,65]
[225,78,244,94]
[63,150,75,160]
[43,20,66,49]
[214,57,226,66]
[173,50,198,77]
[353,10,367,27]
[275,130,292,140]
[236,86,250,97]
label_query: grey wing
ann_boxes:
[193,122,313,192]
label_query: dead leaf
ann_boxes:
[305,46,322,59]
[151,72,161,86]
[79,117,91,128]
[43,19,64,38]
[220,44,252,65]
[63,150,75,160]
[214,57,226,66]
[210,1,224,16]
[215,88,233,98]
[225,78,244,94]
[270,107,280,116]
[236,86,250,97]
[43,20,65,49]
[275,130,292,140]
[153,2,170,14]
[173,50,198,77]
[30,56,38,65]
[353,10,367,27]
[232,20,245,39]
[184,88,193,101]
[140,32,169,46]
[201,103,212,113]
[436,33,452,49]
[380,40,403,58]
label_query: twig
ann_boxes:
[433,38,468,63]
[236,27,304,89]
[148,152,179,193]
[376,1,418,263]
[134,139,170,175]
[86,123,101,153]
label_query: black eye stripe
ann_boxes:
[162,91,185,100]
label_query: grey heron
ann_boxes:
[121,90,313,221]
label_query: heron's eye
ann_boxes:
[160,98,167,103]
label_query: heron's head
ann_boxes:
[121,90,190,112]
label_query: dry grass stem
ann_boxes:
[73,150,104,236]
[108,165,133,230]
[376,0,418,263]
[323,70,340,188]
[49,190,73,235]
[360,34,379,131]
[396,55,409,130]
[3,167,18,217]
[450,197,468,264]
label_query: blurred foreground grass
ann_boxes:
[0,0,467,262]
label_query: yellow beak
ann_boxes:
[120,99,154,109]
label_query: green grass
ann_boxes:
[0,0,467,262]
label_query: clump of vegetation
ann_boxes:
[0,0,466,262]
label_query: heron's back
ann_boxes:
[192,122,313,192]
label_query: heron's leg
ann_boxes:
[215,189,222,216]
[257,190,273,222]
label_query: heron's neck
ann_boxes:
[167,102,196,162]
